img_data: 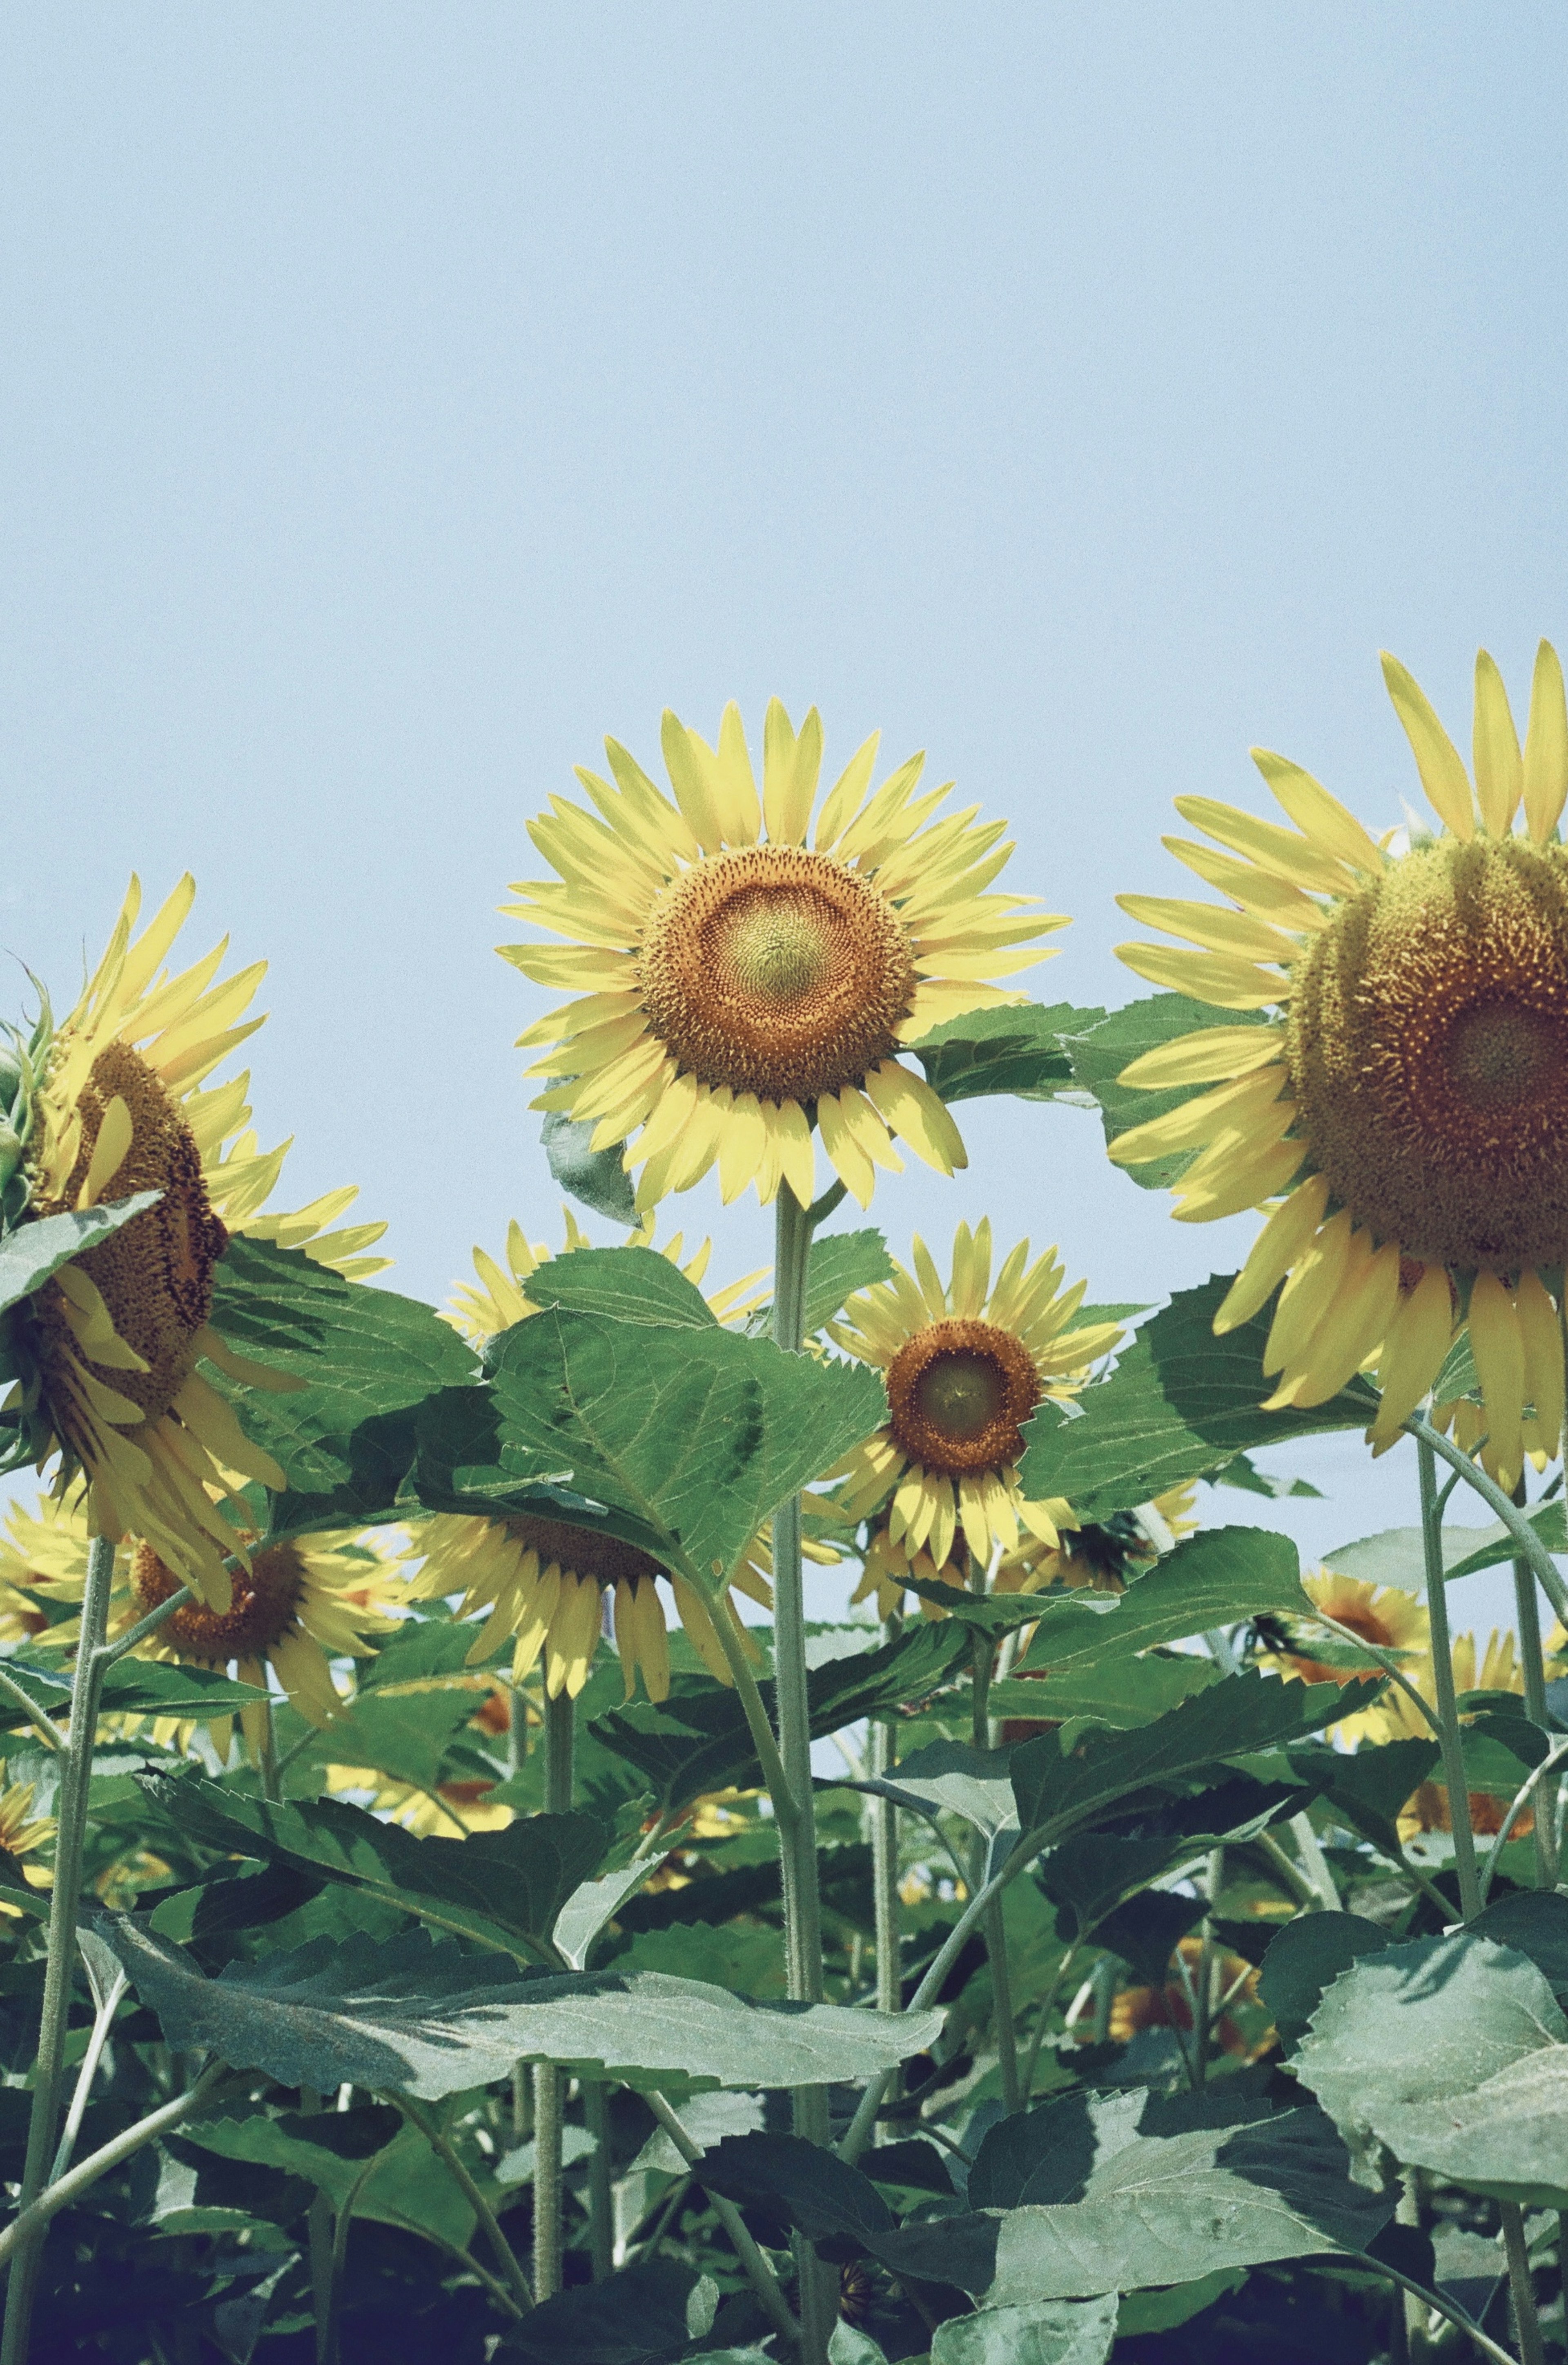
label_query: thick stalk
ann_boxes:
[1408,1413,1568,1626]
[1193,1846,1225,2088]
[1416,1433,1481,1919]
[301,2086,334,2365]
[584,2080,613,2281]
[395,2096,533,2312]
[0,2060,234,2273]
[257,1696,282,1803]
[1510,1491,1561,1891]
[769,1181,832,2362]
[871,1620,902,2025]
[970,1611,1020,2113]
[2,1532,116,2365]
[323,2157,380,2365]
[532,1687,574,2301]
[641,2093,799,2350]
[1501,2201,1546,2365]
[1287,1812,1341,1910]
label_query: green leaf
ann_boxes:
[454,1276,886,1593]
[206,1237,478,1537]
[893,1574,1059,1636]
[1093,1888,1209,1986]
[1471,1892,1568,2005]
[1321,1524,1513,1591]
[987,1653,1218,1734]
[104,1919,943,2100]
[694,2129,892,2253]
[592,1623,971,1813]
[1020,1278,1377,1521]
[541,1111,638,1226]
[1010,1672,1341,1838]
[278,1685,483,1794]
[136,1772,606,1963]
[1256,1910,1394,2051]
[0,1192,162,1317]
[1018,1528,1310,1676]
[147,1860,323,1948]
[1295,1930,1568,2207]
[908,1002,1105,1106]
[830,1740,1018,1843]
[1439,1503,1568,1584]
[980,2087,1391,2300]
[98,1659,272,1716]
[186,2110,476,2248]
[1115,2274,1246,2336]
[1287,1737,1439,1862]
[552,1860,666,1972]
[1062,995,1269,1187]
[802,1228,893,1338]
[520,1244,717,1329]
[929,2297,1118,2365]
[496,2259,715,2365]
[1211,1452,1323,1500]
[610,1921,786,1998]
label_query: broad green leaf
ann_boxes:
[102,1918,943,2099]
[1257,1910,1393,2050]
[460,1283,886,1593]
[1115,2273,1247,2335]
[136,1771,606,1962]
[0,1191,162,1317]
[930,2297,1118,2365]
[894,1573,1058,1635]
[0,1653,271,1719]
[541,1110,639,1226]
[1093,1887,1208,1986]
[610,1922,786,1998]
[552,1860,667,1972]
[1440,1503,1568,1584]
[987,1653,1218,1733]
[1287,1737,1439,1862]
[1322,1524,1512,1591]
[592,1623,971,1812]
[147,1860,323,1947]
[694,2129,892,2253]
[1018,1527,1309,1676]
[627,2091,766,2177]
[1296,1931,1568,2206]
[802,1228,892,1338]
[1020,1277,1377,1521]
[187,2110,476,2248]
[496,2258,715,2365]
[1011,1672,1340,1838]
[909,1002,1105,1106]
[520,1243,717,1329]
[830,1740,1018,1842]
[278,1685,483,1794]
[206,1236,478,1536]
[1062,995,1269,1187]
[981,2087,1391,2299]
[829,2331,889,2365]
[1471,1891,1568,2004]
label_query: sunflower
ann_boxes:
[324,1765,516,1839]
[1262,1569,1430,1745]
[500,700,1063,1212]
[0,1490,128,1646]
[849,1485,1197,1622]
[3,876,388,1605]
[416,1221,800,1701]
[0,1766,54,1916]
[1356,1623,1537,1748]
[1109,644,1568,1490]
[1107,1935,1266,2061]
[830,1221,1123,1572]
[122,1525,408,1746]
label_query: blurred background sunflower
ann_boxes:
[501,699,1063,1212]
[1111,643,1568,1491]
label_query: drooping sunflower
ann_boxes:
[2,876,388,1603]
[415,1222,789,1701]
[123,1525,408,1745]
[829,1220,1123,1571]
[1262,1569,1430,1745]
[851,1483,1197,1622]
[501,700,1063,1212]
[1109,644,1568,1490]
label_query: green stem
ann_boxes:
[768,1179,832,2363]
[97,1579,194,1666]
[258,1696,281,1803]
[532,1687,575,2302]
[1021,1941,1079,2102]
[710,1594,798,1833]
[584,2080,613,2282]
[641,2093,800,2351]
[1356,2254,1527,2365]
[1417,1432,1481,1919]
[50,1964,126,2181]
[2,1531,116,2365]
[871,1623,902,2026]
[969,1602,1019,2114]
[0,1668,63,1756]
[323,2156,380,2365]
[0,2059,234,2274]
[301,2086,334,2365]
[1501,2199,1546,2365]
[1407,1412,1568,1627]
[1478,1740,1568,1909]
[1510,1479,1561,1891]
[394,2096,533,2312]
[1287,1812,1341,1910]
[1194,1846,1225,2088]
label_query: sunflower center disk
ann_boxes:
[1286,836,1568,1271]
[639,846,916,1101]
[503,1513,663,1592]
[885,1317,1040,1478]
[30,1043,228,1428]
[133,1539,303,1661]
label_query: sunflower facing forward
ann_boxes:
[2,877,387,1603]
[501,701,1063,1211]
[829,1221,1123,1571]
[1109,645,1568,1489]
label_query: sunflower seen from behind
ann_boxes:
[2,876,389,1605]
[1109,644,1568,1490]
[830,1219,1122,1573]
[501,700,1063,1212]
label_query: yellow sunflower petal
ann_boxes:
[1117,1026,1285,1093]
[1523,641,1568,846]
[862,1061,966,1175]
[1115,942,1284,1010]
[1214,1174,1331,1333]
[1468,1273,1526,1489]
[1369,1265,1457,1449]
[1517,1269,1564,1459]
[1380,655,1476,840]
[1472,651,1523,836]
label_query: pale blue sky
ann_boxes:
[4,5,1565,1630]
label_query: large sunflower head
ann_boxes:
[1109,643,1568,1490]
[124,1525,409,1744]
[829,1220,1123,1571]
[501,700,1064,1211]
[2,878,388,1605]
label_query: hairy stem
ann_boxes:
[323,2156,380,2365]
[1510,1478,1561,1892]
[0,2059,234,2274]
[871,1619,902,2026]
[532,1687,574,2302]
[49,1962,126,2182]
[395,2095,533,2312]
[642,2093,799,2350]
[1501,2200,1546,2365]
[2,1531,116,2365]
[970,1605,1019,2112]
[1417,1432,1481,1919]
[584,2079,613,2281]
[1407,1413,1568,1626]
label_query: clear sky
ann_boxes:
[4,5,1564,1633]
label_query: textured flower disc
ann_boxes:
[133,1538,304,1662]
[639,845,917,1102]
[502,1513,664,1594]
[884,1316,1040,1478]
[1109,640,1568,1489]
[31,1043,228,1427]
[1288,836,1568,1271]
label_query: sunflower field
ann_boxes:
[2,656,1567,2365]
